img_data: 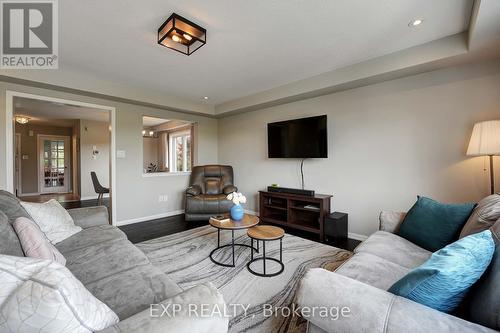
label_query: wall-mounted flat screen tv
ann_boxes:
[267,115,327,158]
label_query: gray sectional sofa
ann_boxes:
[0,191,228,333]
[297,210,499,333]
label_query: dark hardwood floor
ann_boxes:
[119,216,206,244]
[64,198,361,251]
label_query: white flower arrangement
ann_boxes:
[226,192,247,205]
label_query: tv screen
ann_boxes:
[267,115,327,158]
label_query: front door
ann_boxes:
[38,136,71,193]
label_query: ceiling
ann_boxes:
[14,97,109,126]
[142,116,170,127]
[58,0,472,104]
[3,0,500,116]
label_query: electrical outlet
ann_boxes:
[158,195,168,202]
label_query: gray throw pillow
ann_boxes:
[460,194,500,238]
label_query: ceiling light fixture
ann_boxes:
[158,13,206,55]
[203,96,209,100]
[409,19,423,27]
[15,116,29,124]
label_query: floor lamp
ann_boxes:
[467,120,500,195]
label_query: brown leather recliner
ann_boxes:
[185,165,238,221]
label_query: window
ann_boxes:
[142,116,194,174]
[169,130,191,172]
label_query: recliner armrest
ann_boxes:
[98,283,228,333]
[222,185,238,195]
[296,268,494,333]
[186,185,202,196]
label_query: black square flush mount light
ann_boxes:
[158,13,206,55]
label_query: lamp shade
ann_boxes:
[466,120,500,156]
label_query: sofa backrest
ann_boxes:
[0,210,24,256]
[0,190,32,257]
[467,219,500,330]
[0,190,31,224]
[189,165,234,195]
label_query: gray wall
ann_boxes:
[218,60,500,238]
[80,119,110,199]
[2,60,500,232]
[0,82,218,224]
[143,137,159,171]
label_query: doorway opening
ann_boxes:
[6,91,117,224]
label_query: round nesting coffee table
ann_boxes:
[247,225,285,277]
[209,214,259,267]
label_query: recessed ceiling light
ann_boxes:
[203,96,209,100]
[409,19,423,27]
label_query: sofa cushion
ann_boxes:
[85,263,182,320]
[59,235,182,320]
[468,219,500,330]
[336,252,410,290]
[460,194,500,238]
[389,230,495,313]
[355,231,431,269]
[55,224,127,255]
[0,190,31,224]
[398,196,475,252]
[0,211,23,256]
[13,217,66,265]
[62,238,150,285]
[0,254,119,332]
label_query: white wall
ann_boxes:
[80,119,110,199]
[218,60,500,238]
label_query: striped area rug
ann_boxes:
[137,225,351,333]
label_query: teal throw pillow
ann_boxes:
[388,230,495,313]
[398,196,475,251]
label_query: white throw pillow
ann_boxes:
[20,199,82,244]
[0,255,119,333]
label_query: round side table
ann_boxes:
[209,214,259,267]
[247,225,285,277]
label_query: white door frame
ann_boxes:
[37,134,71,194]
[5,90,117,225]
[14,133,21,196]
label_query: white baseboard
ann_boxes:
[80,194,110,201]
[18,192,40,197]
[116,210,184,226]
[348,232,368,241]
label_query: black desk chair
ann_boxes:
[91,172,109,205]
